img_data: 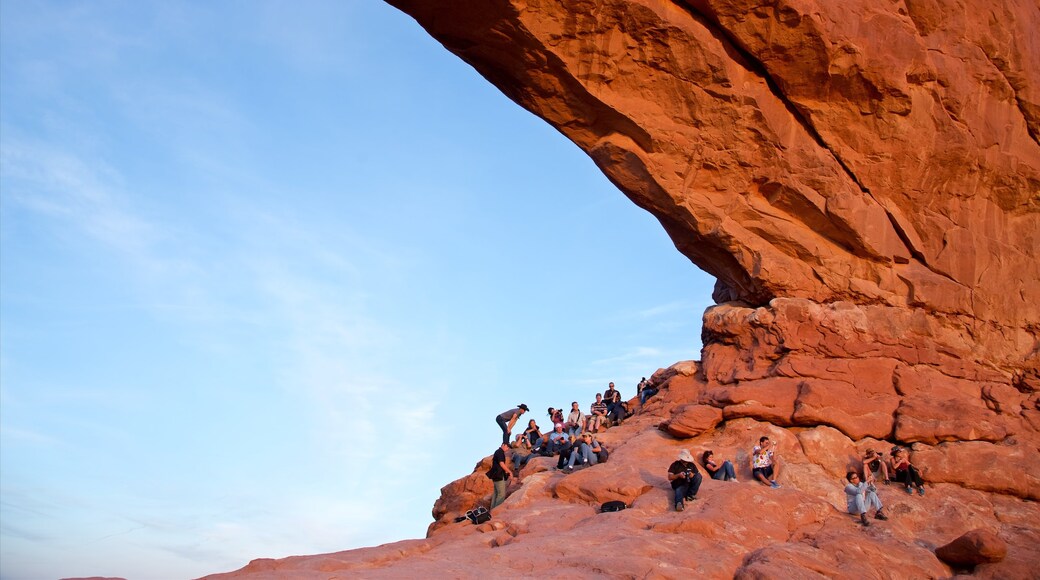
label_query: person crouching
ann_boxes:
[667,450,703,512]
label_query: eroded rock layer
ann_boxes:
[203,1,1039,578]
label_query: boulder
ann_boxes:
[935,528,1008,566]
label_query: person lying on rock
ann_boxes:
[566,401,584,438]
[702,450,738,482]
[844,471,888,526]
[891,447,926,496]
[489,442,512,510]
[496,404,528,445]
[668,449,703,511]
[862,448,891,484]
[751,436,782,488]
[563,432,602,471]
[588,393,608,433]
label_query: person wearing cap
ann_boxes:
[488,442,512,510]
[563,432,602,471]
[667,449,703,511]
[547,422,569,445]
[496,404,529,445]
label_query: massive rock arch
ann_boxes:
[384,0,1039,480]
[205,1,1039,577]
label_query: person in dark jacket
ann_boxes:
[667,449,703,511]
[488,442,511,510]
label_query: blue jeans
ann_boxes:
[566,442,599,468]
[673,472,703,504]
[496,416,510,445]
[710,460,736,481]
[511,451,530,470]
[640,387,658,405]
[848,488,883,514]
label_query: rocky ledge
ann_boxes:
[203,0,1038,577]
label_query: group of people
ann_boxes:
[491,391,927,522]
[487,378,659,510]
[844,445,926,526]
[666,436,773,512]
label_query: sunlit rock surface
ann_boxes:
[201,0,1039,577]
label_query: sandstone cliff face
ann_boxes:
[203,1,1039,578]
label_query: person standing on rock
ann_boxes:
[751,436,782,488]
[489,442,512,510]
[668,449,703,511]
[496,404,529,445]
[844,471,888,526]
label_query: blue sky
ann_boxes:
[0,2,715,578]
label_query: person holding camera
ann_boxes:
[844,471,887,526]
[862,448,891,484]
[667,449,703,512]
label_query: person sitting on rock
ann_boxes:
[522,419,542,449]
[565,401,584,437]
[509,442,532,477]
[668,449,703,511]
[547,422,568,445]
[862,448,890,484]
[588,393,608,432]
[496,404,528,445]
[751,436,782,488]
[563,432,602,471]
[638,376,658,406]
[547,406,565,429]
[554,434,578,469]
[891,446,925,496]
[844,470,888,526]
[603,382,625,426]
[488,442,512,511]
[702,450,738,482]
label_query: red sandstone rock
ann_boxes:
[199,0,1040,576]
[663,403,723,438]
[935,528,1008,566]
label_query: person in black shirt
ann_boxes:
[488,442,511,510]
[667,449,703,511]
[603,382,625,426]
